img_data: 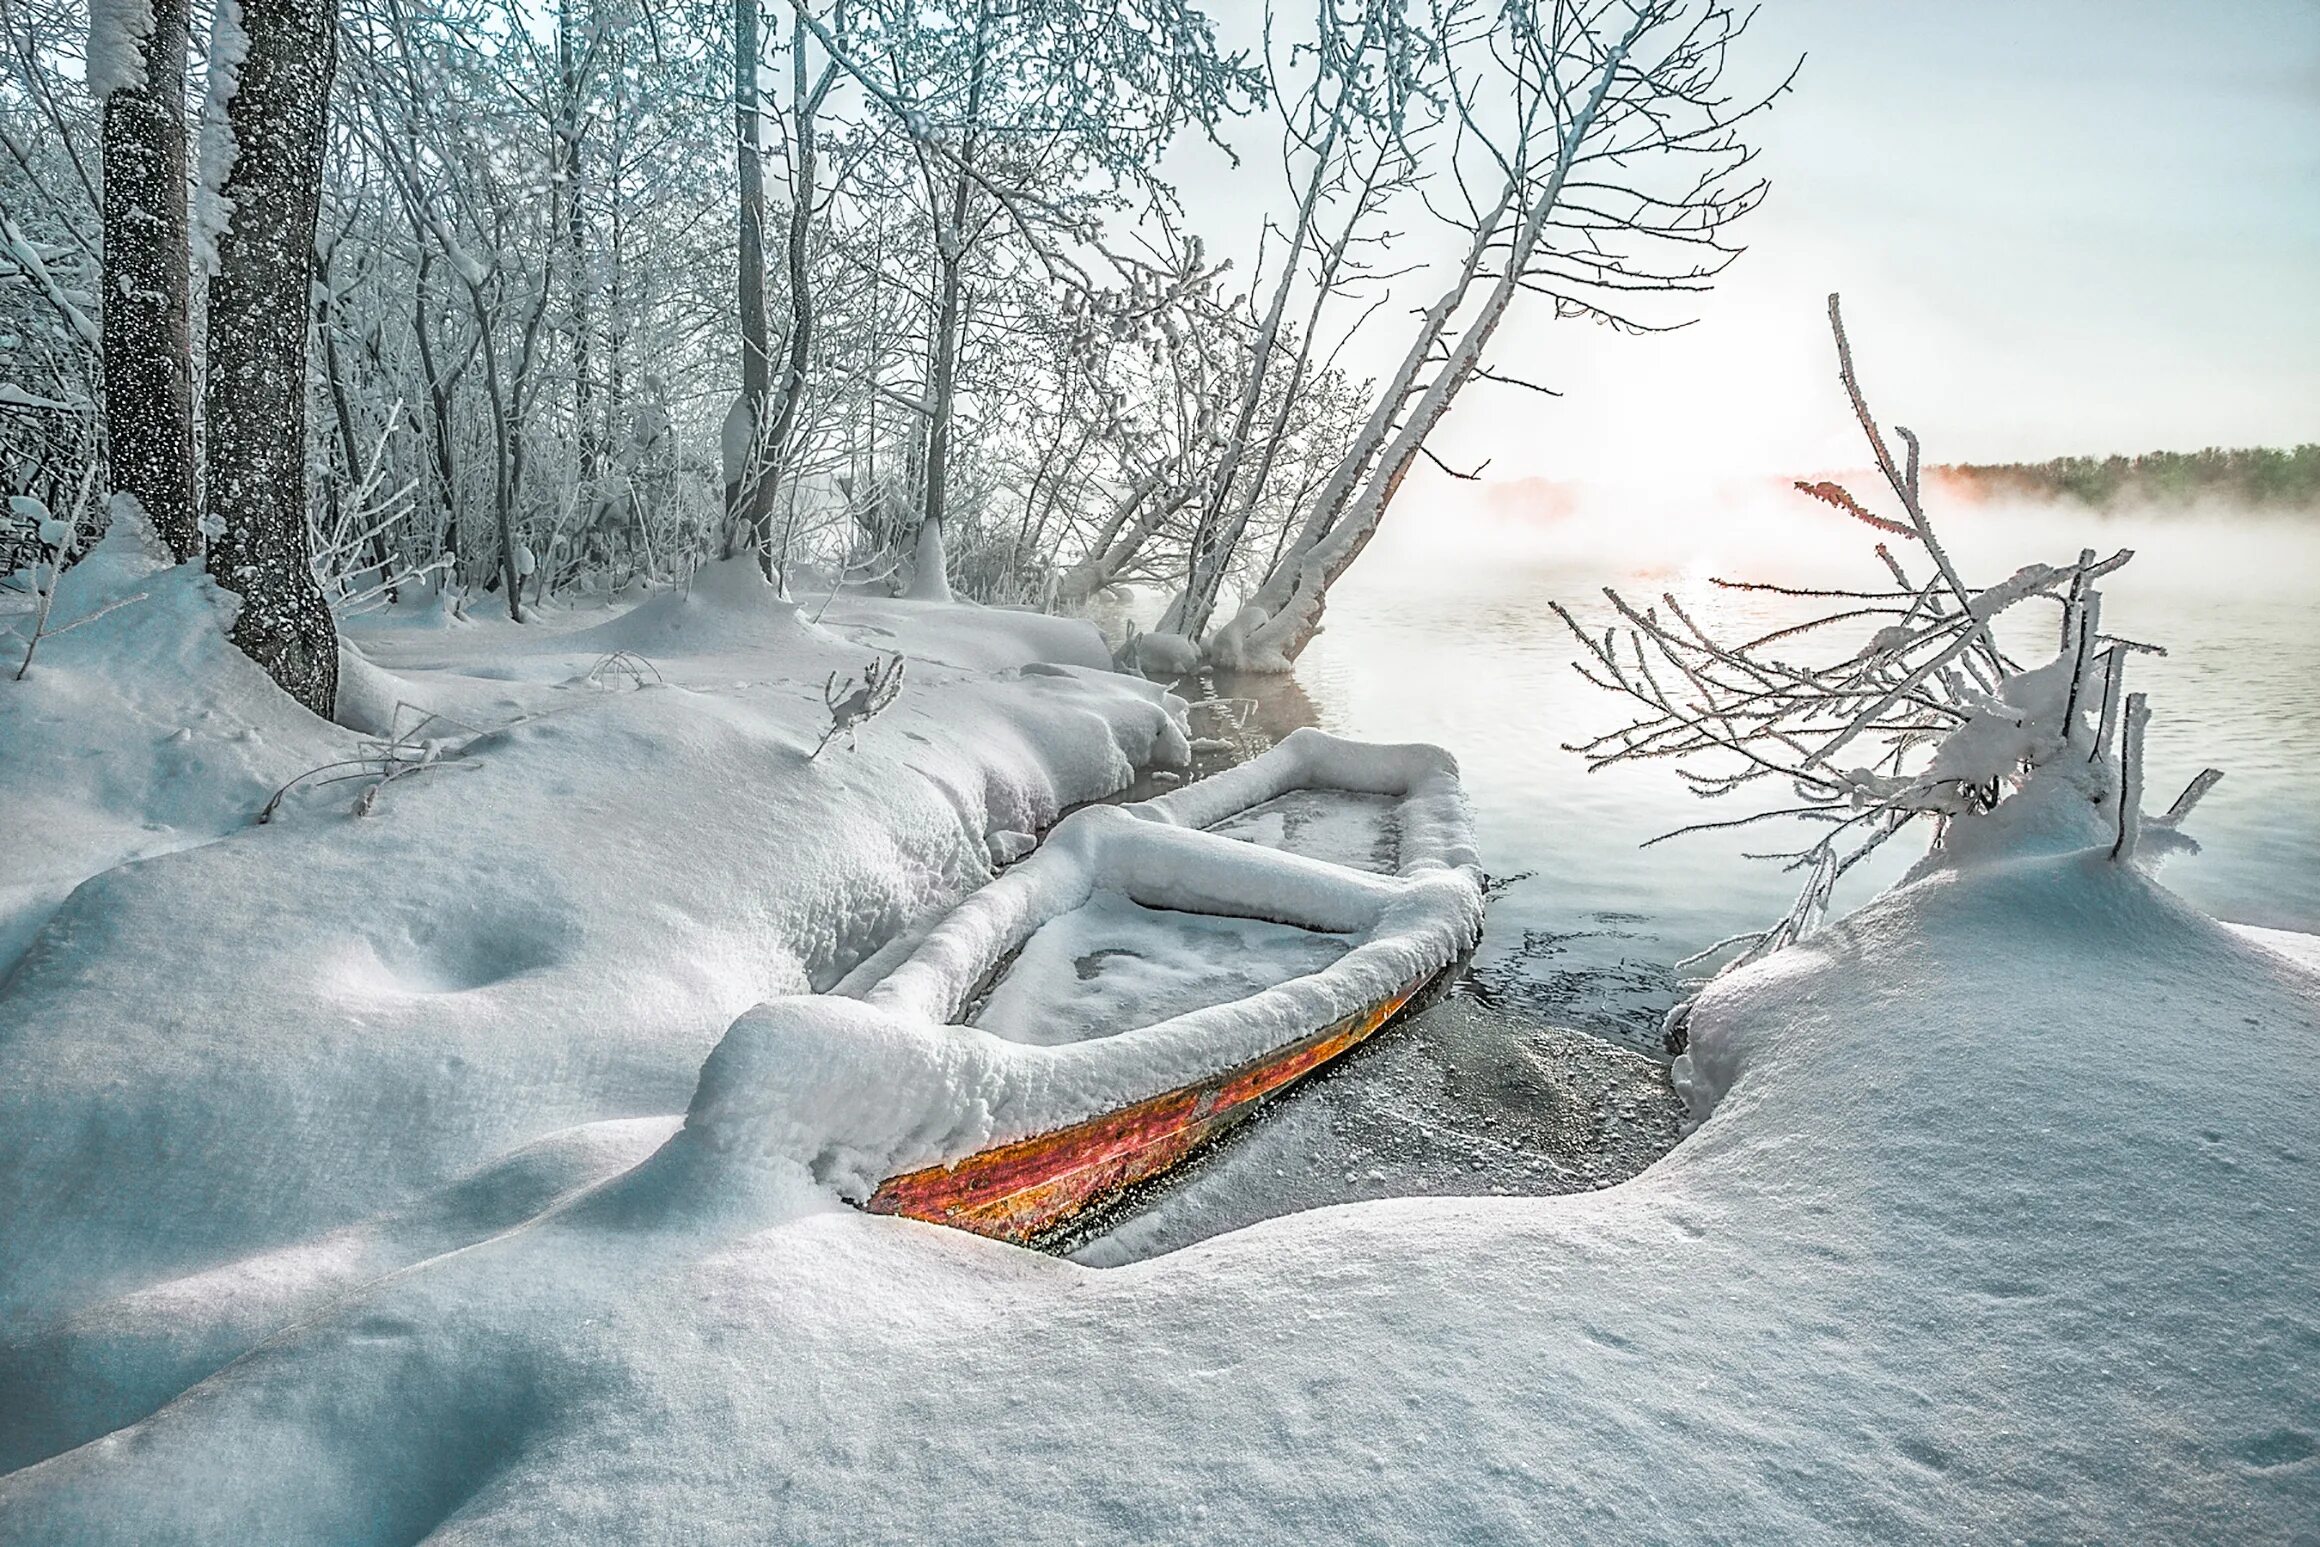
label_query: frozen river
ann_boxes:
[1081,494,2320,1258]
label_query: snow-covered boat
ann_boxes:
[853,728,1484,1246]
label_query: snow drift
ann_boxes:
[2,809,2311,1543]
[0,550,1186,1469]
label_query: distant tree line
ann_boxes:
[1937,445,2320,511]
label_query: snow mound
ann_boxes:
[0,523,348,980]
[1,841,2309,1543]
[565,557,831,657]
[0,569,1186,1367]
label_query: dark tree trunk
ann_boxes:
[97,0,198,561]
[411,246,463,577]
[203,0,339,716]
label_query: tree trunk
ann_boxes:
[461,270,529,622]
[95,0,198,560]
[202,0,339,716]
[411,247,462,581]
[908,228,963,602]
[723,0,773,559]
[1052,463,1192,608]
[760,7,824,587]
[556,0,598,491]
[905,1,989,604]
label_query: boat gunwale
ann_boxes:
[850,729,1486,1246]
[864,963,1448,1246]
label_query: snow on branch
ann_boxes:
[1554,295,2223,1050]
[257,706,483,824]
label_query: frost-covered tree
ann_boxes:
[88,0,198,559]
[800,0,1260,599]
[203,0,342,713]
[1,0,105,513]
[1210,0,1786,671]
[11,0,1786,656]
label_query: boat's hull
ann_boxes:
[863,970,1439,1246]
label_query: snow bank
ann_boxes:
[4,838,2310,1543]
[0,553,1186,1469]
[0,518,348,980]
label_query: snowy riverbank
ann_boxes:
[3,529,2316,1542]
[0,530,1185,1454]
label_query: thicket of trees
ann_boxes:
[1939,445,2320,511]
[3,0,1782,713]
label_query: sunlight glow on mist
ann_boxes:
[1352,468,2320,607]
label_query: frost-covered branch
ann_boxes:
[811,653,905,758]
[1555,296,2225,1050]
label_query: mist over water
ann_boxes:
[1250,485,2320,1048]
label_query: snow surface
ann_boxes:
[3,838,2311,1541]
[970,890,1354,1045]
[2,548,2315,1542]
[0,549,1183,1434]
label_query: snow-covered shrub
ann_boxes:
[257,705,482,823]
[305,414,448,616]
[811,654,906,759]
[1553,296,2224,1050]
[3,471,123,679]
[584,649,662,690]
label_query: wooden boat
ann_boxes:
[853,728,1483,1247]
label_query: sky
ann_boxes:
[1199,1,2320,489]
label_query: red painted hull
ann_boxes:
[863,972,1437,1246]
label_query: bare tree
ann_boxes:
[1160,1,1424,642]
[1210,0,1787,670]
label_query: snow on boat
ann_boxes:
[850,728,1484,1246]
